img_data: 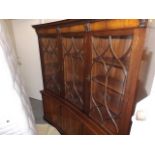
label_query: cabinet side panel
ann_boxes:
[119,28,146,134]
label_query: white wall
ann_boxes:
[11,19,61,100]
[11,20,42,100]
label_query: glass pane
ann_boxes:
[90,34,133,134]
[62,36,85,110]
[40,37,61,95]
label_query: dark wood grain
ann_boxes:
[118,28,146,134]
[33,20,148,135]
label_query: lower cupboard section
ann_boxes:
[42,92,108,135]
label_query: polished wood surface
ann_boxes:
[33,19,147,35]
[33,19,147,135]
[42,91,108,135]
[119,28,146,134]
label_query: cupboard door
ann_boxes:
[42,94,62,129]
[82,125,95,135]
[39,35,63,96]
[89,30,134,134]
[62,33,86,110]
[61,105,82,135]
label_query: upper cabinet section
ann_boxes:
[33,19,148,35]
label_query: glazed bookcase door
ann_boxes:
[62,33,86,110]
[89,31,133,134]
[39,36,63,96]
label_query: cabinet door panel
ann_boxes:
[42,94,61,129]
[82,125,95,135]
[39,36,63,96]
[89,31,133,134]
[61,105,82,135]
[62,33,86,110]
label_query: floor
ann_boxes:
[30,98,60,135]
[36,124,60,135]
[30,98,45,124]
